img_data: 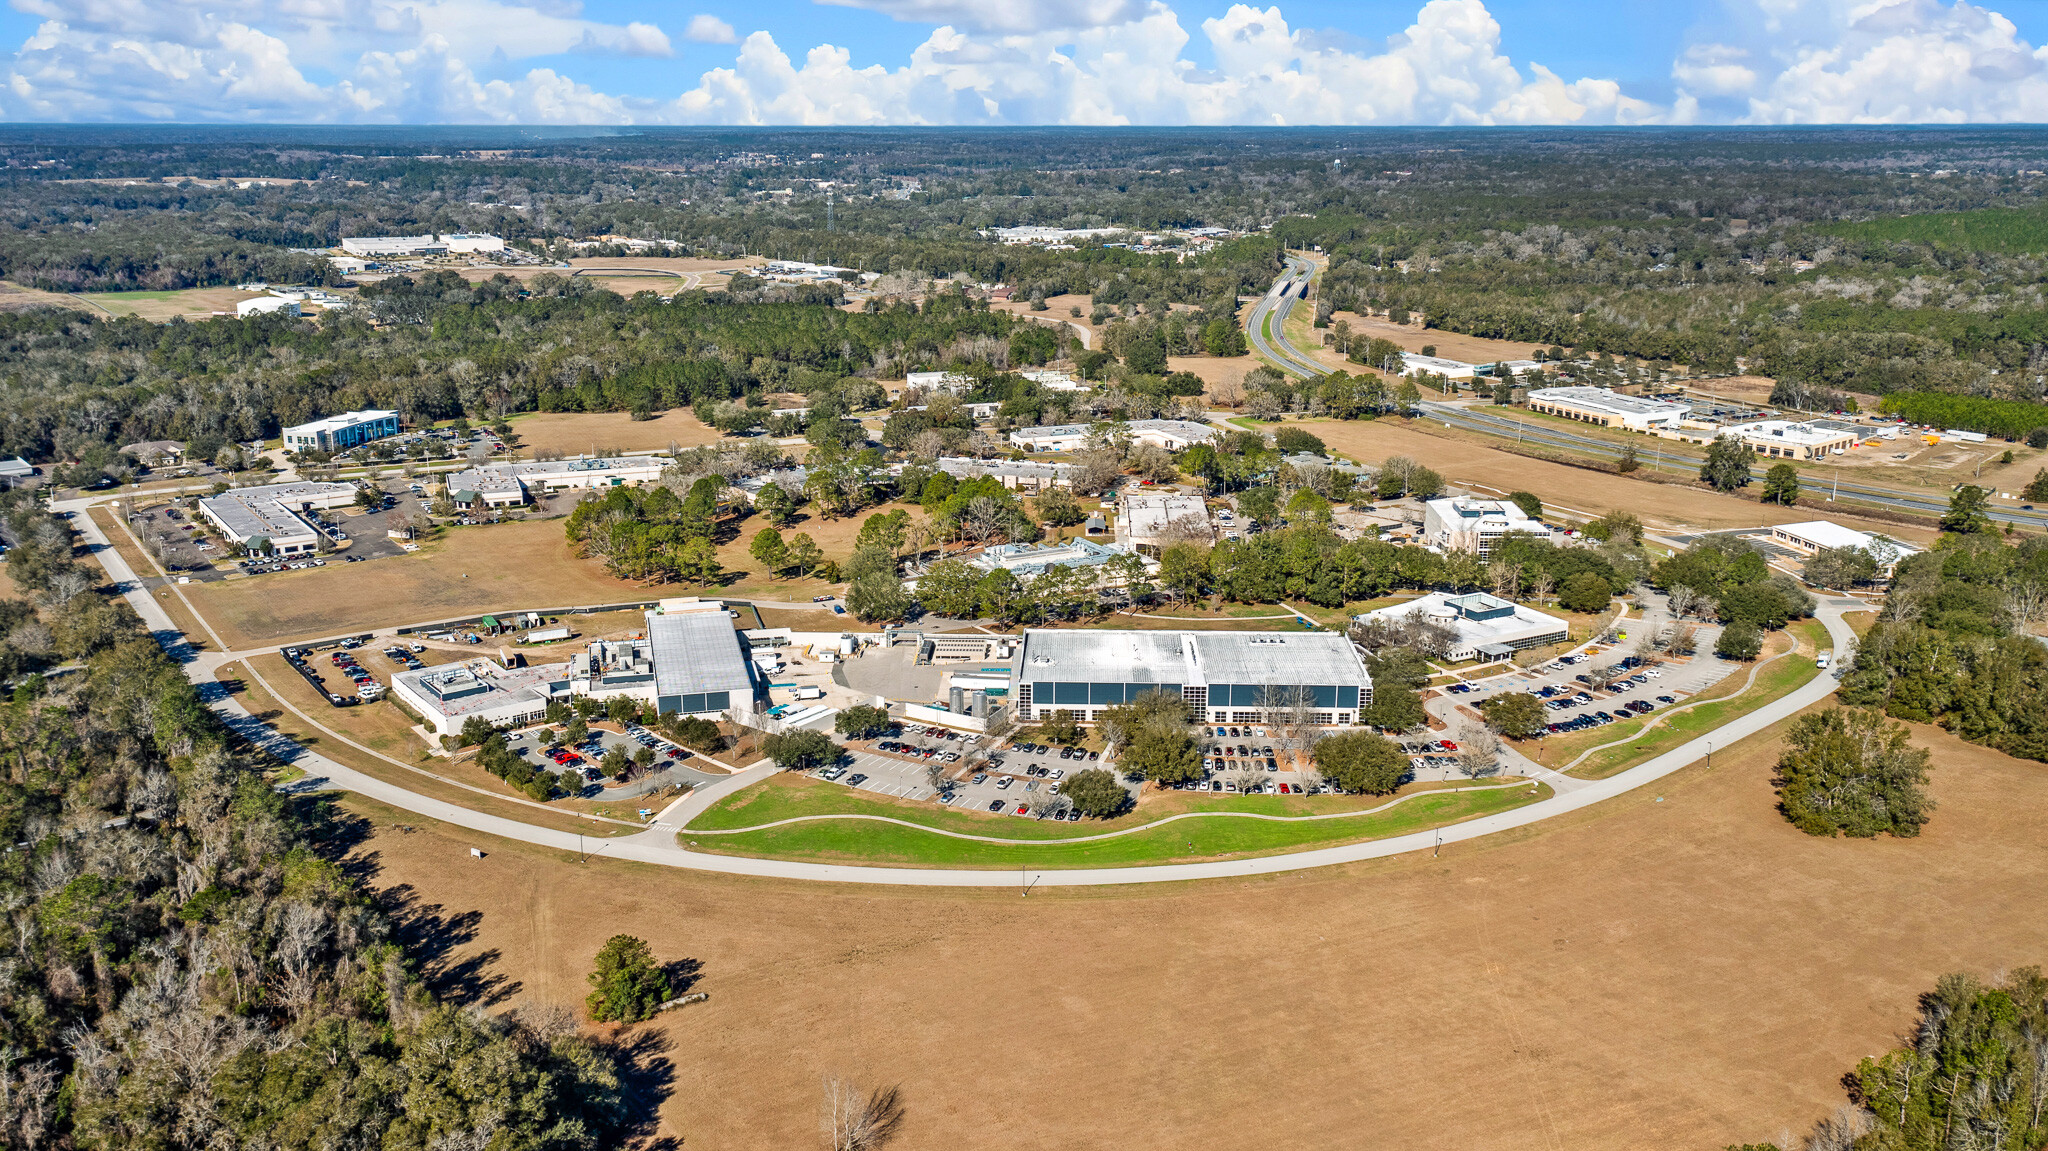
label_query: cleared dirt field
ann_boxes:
[1305,417,1941,541]
[0,280,95,314]
[454,255,763,296]
[338,712,2048,1150]
[75,286,268,321]
[1331,309,1552,366]
[504,409,728,457]
[183,503,908,648]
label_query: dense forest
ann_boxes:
[0,488,642,1149]
[3,126,2048,430]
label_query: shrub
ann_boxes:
[1715,619,1763,660]
[1314,731,1408,794]
[1059,768,1129,818]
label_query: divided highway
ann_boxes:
[1249,262,2048,529]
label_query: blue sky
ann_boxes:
[2,0,2047,124]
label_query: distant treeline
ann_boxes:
[1876,391,2048,439]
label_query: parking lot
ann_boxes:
[502,722,727,799]
[1437,640,1737,744]
[125,504,222,574]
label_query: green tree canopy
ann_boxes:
[586,934,674,1023]
[1314,731,1408,794]
[1773,707,1934,838]
[1059,767,1130,818]
[1476,691,1547,739]
[1699,437,1753,492]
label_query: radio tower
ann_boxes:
[826,190,835,233]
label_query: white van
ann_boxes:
[1816,651,1832,669]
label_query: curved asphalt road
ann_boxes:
[60,471,1856,888]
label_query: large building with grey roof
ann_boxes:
[1011,628,1371,727]
[198,481,359,554]
[1526,386,1689,432]
[446,455,670,508]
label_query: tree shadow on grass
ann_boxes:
[377,881,521,1007]
[608,1025,682,1150]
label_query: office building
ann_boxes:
[1011,629,1372,726]
[1526,387,1691,432]
[282,410,401,453]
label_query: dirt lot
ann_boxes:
[454,255,763,296]
[504,409,729,457]
[337,712,2048,1150]
[183,502,910,648]
[1330,309,1552,366]
[0,280,96,315]
[1305,417,1940,541]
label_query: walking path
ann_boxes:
[60,489,1857,888]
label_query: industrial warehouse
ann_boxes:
[1010,629,1373,727]
[392,602,761,735]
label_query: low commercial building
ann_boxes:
[1011,629,1373,726]
[1763,520,1920,575]
[0,457,35,481]
[282,409,401,453]
[931,456,1077,493]
[120,441,184,468]
[1010,419,1218,453]
[962,538,1150,583]
[1400,352,1477,381]
[394,602,761,736]
[734,467,810,505]
[1718,419,1859,461]
[905,371,972,395]
[237,297,299,319]
[394,661,567,736]
[1020,369,1089,392]
[1526,387,1690,432]
[1421,497,1547,557]
[340,235,447,258]
[444,455,670,506]
[442,233,506,253]
[199,481,359,554]
[1355,592,1569,663]
[1120,489,1213,550]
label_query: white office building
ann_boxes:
[1719,419,1859,461]
[1526,387,1691,432]
[1010,419,1219,453]
[282,410,401,453]
[1355,592,1569,663]
[339,235,447,258]
[199,481,359,554]
[445,455,669,507]
[1011,629,1372,726]
[959,538,1150,583]
[905,371,973,395]
[1763,520,1920,576]
[441,233,506,253]
[1120,489,1213,550]
[1421,497,1548,557]
[1400,352,1478,381]
[930,456,1077,493]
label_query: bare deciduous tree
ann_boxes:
[822,1078,906,1151]
[1455,727,1501,778]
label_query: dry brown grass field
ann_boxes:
[1302,417,1941,542]
[336,711,2048,1150]
[1329,309,1555,366]
[0,280,95,314]
[182,501,911,648]
[504,409,728,457]
[454,255,764,296]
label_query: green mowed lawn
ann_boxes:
[86,290,184,299]
[682,775,1549,868]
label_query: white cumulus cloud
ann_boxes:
[684,14,738,44]
[4,0,2048,124]
[1679,0,2048,122]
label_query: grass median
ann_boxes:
[682,773,1549,868]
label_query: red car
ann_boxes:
[1441,740,1459,751]
[1014,804,1029,815]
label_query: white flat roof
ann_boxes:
[1528,387,1690,419]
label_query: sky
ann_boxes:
[4,0,2048,125]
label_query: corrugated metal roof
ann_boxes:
[647,610,756,698]
[1014,628,1368,687]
